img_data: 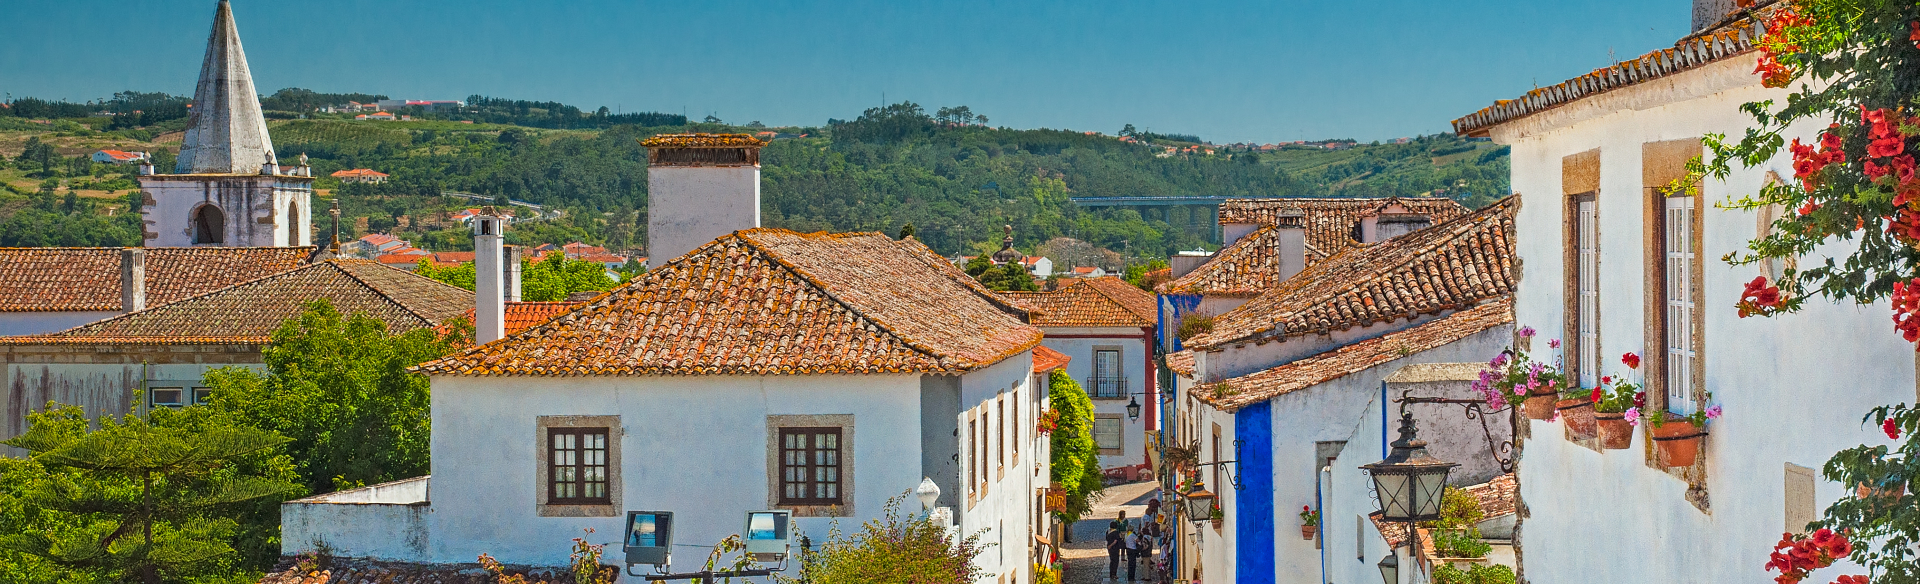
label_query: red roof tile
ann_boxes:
[0,247,315,312]
[415,229,1042,376]
[1191,297,1513,412]
[1001,277,1156,328]
[640,133,768,148]
[1166,350,1195,377]
[1166,198,1471,297]
[330,168,389,178]
[1032,345,1072,373]
[1187,197,1516,350]
[453,301,584,339]
[1452,17,1763,136]
[2,259,472,345]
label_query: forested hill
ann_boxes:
[0,95,1508,260]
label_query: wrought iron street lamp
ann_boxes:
[1126,395,1142,421]
[1183,488,1215,522]
[1377,552,1399,584]
[1361,413,1457,522]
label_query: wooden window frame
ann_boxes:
[996,396,1007,480]
[536,415,621,517]
[1564,191,1600,388]
[766,414,854,516]
[547,426,612,506]
[777,427,844,507]
[1091,347,1126,399]
[1643,141,1706,417]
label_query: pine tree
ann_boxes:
[0,407,297,584]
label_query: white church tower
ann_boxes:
[137,0,313,248]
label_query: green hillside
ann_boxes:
[1,94,1509,261]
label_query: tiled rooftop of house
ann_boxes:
[1190,297,1512,412]
[414,229,1042,376]
[1185,196,1516,350]
[1032,344,1072,373]
[1166,350,1195,377]
[639,132,767,148]
[1163,197,1469,296]
[2,259,472,345]
[0,246,315,312]
[452,301,584,339]
[1451,12,1764,136]
[1001,276,1155,328]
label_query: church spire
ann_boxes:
[175,0,276,174]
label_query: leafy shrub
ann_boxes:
[1431,528,1492,559]
[1175,312,1213,342]
[800,495,991,584]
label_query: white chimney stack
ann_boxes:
[1274,212,1307,282]
[473,210,506,344]
[120,248,146,313]
[504,245,523,302]
[643,133,767,268]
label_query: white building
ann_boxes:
[1444,2,1908,582]
[1004,276,1159,480]
[283,134,1054,582]
[1166,199,1518,583]
[137,1,314,248]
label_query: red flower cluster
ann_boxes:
[1791,125,1848,192]
[1755,7,1813,87]
[1767,529,1853,584]
[1912,21,1920,50]
[1892,278,1920,346]
[1589,388,1603,404]
[1886,417,1902,440]
[1621,352,1641,369]
[1833,576,1869,584]
[1740,276,1787,318]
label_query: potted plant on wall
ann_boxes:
[1470,327,1567,420]
[1299,505,1319,540]
[1209,501,1223,529]
[1643,396,1720,468]
[1557,383,1598,440]
[1592,353,1644,449]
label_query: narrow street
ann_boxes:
[1059,480,1160,584]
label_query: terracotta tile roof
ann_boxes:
[2,259,472,345]
[329,168,388,178]
[1166,350,1195,377]
[1190,297,1513,412]
[414,229,1042,376]
[456,301,582,337]
[640,133,766,148]
[1033,344,1072,373]
[1167,198,1470,296]
[1001,277,1155,328]
[1452,16,1763,137]
[1186,197,1516,350]
[431,251,475,263]
[0,247,314,312]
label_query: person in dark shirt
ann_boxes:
[1106,526,1125,580]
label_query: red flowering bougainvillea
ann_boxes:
[1766,529,1852,584]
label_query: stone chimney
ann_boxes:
[1372,213,1432,242]
[120,248,146,313]
[473,210,506,344]
[504,245,523,302]
[1693,0,1739,33]
[642,133,767,269]
[1274,212,1307,282]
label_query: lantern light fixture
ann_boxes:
[1360,413,1457,522]
[1126,395,1142,421]
[1377,551,1399,584]
[1183,489,1216,522]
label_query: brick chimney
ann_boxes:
[120,248,146,313]
[1274,212,1307,282]
[642,133,767,268]
[473,210,506,344]
[1693,0,1739,33]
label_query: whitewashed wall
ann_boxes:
[138,175,311,247]
[1497,54,1898,582]
[1039,327,1151,471]
[956,353,1040,584]
[646,166,758,268]
[0,311,119,337]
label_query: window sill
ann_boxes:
[537,503,619,518]
[777,503,850,518]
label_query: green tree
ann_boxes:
[796,494,990,584]
[0,406,299,584]
[198,300,464,495]
[963,256,1037,292]
[1047,369,1103,524]
[414,252,617,301]
[898,222,915,239]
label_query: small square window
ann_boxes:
[150,387,184,408]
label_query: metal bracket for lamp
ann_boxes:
[1190,438,1246,490]
[1392,389,1516,474]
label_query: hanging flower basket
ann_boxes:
[1594,411,1634,449]
[1523,388,1559,420]
[1558,397,1597,440]
[1650,420,1707,467]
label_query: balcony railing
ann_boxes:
[1089,376,1128,398]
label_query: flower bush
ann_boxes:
[1299,505,1318,527]
[1765,529,1853,584]
[1592,352,1645,415]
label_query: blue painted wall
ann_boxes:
[1157,293,1202,353]
[1236,401,1275,584]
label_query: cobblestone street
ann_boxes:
[1059,481,1160,584]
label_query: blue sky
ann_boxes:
[1,1,1688,143]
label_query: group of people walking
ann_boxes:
[1103,499,1169,583]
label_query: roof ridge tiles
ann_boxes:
[731,230,954,367]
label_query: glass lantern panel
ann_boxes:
[1372,473,1413,521]
[1412,470,1451,518]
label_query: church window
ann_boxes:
[192,205,225,245]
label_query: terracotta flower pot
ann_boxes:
[1594,412,1633,449]
[1302,525,1316,540]
[1558,397,1597,440]
[1523,390,1559,420]
[1650,421,1706,467]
